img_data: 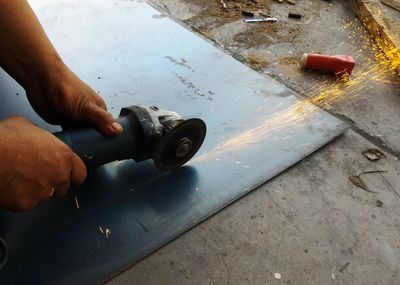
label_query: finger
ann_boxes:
[80,102,123,136]
[85,85,107,110]
[70,152,87,187]
[52,183,70,198]
[14,187,37,212]
[37,186,56,201]
[23,184,56,210]
[15,199,36,212]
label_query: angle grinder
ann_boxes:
[53,106,206,171]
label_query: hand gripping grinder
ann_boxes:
[54,106,207,171]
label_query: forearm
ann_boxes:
[0,0,122,136]
[0,0,65,90]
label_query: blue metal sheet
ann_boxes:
[0,1,348,284]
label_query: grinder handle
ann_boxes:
[53,116,143,170]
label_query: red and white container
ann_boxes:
[300,53,356,76]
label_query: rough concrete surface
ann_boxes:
[109,130,400,285]
[150,0,400,155]
[108,1,400,284]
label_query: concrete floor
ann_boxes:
[109,1,400,284]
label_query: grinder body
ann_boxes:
[54,106,153,169]
[53,106,206,171]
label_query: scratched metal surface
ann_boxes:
[0,1,348,284]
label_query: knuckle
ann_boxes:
[52,171,69,186]
[76,100,90,120]
[59,186,69,197]
[96,97,107,109]
[52,146,75,176]
[56,143,73,160]
[57,85,73,103]
[97,109,113,124]
[59,142,72,154]
[52,183,69,198]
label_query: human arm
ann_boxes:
[0,0,123,211]
[0,0,122,135]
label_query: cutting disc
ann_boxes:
[153,118,206,171]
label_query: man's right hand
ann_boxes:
[0,116,86,212]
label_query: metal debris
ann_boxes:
[99,226,112,238]
[338,262,350,273]
[376,200,383,207]
[105,228,112,238]
[74,197,80,209]
[362,149,385,161]
[220,0,227,9]
[379,173,400,199]
[349,176,370,192]
[241,11,255,17]
[274,272,282,279]
[247,53,269,69]
[349,170,388,193]
[288,12,302,19]
[360,170,388,175]
[244,17,278,23]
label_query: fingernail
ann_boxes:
[111,122,123,133]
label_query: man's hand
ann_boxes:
[26,66,123,136]
[0,116,86,212]
[0,0,123,136]
[0,0,121,212]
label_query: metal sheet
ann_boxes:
[0,1,348,284]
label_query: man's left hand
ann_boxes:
[26,66,123,136]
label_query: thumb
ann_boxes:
[80,102,123,136]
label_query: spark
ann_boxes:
[194,19,399,163]
[194,100,318,161]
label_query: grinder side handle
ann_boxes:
[53,116,144,170]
